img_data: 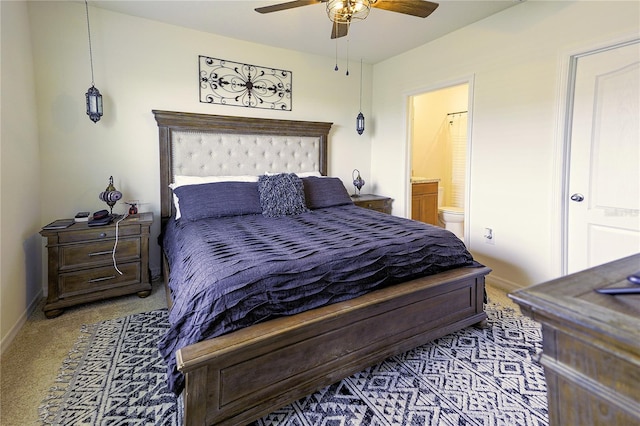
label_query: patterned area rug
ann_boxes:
[40,303,548,425]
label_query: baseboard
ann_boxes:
[486,275,524,295]
[0,289,43,356]
[150,266,162,281]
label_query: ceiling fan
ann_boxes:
[255,0,439,39]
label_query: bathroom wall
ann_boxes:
[411,84,468,207]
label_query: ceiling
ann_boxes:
[91,0,522,64]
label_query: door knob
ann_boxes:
[570,193,584,202]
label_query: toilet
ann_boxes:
[437,187,465,240]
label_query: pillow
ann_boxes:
[172,175,259,187]
[302,176,354,209]
[170,175,259,219]
[258,173,310,217]
[173,181,262,221]
[296,171,322,178]
[263,171,322,178]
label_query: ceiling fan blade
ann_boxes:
[255,0,323,14]
[331,22,349,39]
[371,0,439,18]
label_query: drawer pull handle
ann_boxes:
[88,250,112,257]
[88,275,116,283]
[99,232,108,238]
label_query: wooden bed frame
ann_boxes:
[153,110,491,426]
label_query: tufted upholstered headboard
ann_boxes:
[153,110,333,222]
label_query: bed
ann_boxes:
[153,110,491,426]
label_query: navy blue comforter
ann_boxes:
[159,205,479,394]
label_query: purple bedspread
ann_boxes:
[159,205,480,394]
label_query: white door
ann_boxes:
[567,40,640,274]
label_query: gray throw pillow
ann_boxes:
[258,173,310,217]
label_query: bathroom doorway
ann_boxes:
[408,82,471,243]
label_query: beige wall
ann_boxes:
[27,2,374,277]
[1,1,43,351]
[371,0,639,289]
[1,0,374,348]
[2,0,639,348]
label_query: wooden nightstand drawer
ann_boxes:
[59,262,141,298]
[59,224,140,243]
[360,199,387,210]
[60,238,140,270]
[352,194,393,214]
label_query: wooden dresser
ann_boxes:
[411,181,438,225]
[40,212,153,318]
[510,254,640,426]
[351,194,392,214]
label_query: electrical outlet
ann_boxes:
[484,227,495,245]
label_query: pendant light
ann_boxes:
[356,58,365,135]
[84,0,103,123]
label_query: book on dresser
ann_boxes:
[42,218,75,230]
[74,211,90,222]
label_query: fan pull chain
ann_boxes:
[334,34,339,71]
[359,58,363,110]
[346,39,350,76]
[334,19,340,71]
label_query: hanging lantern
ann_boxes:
[84,0,103,123]
[356,58,365,135]
[356,111,365,135]
[86,85,103,123]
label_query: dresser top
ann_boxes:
[510,254,639,349]
[41,212,153,235]
[350,194,392,202]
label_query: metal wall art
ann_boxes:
[199,56,292,111]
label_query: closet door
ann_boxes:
[566,40,640,273]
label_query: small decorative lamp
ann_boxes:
[98,176,122,214]
[84,0,103,123]
[352,169,365,196]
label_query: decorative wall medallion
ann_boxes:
[199,56,292,111]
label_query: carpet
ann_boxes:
[40,303,548,425]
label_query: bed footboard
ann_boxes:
[176,266,490,426]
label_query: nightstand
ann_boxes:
[351,194,393,214]
[40,212,153,318]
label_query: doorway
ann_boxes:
[563,39,640,274]
[408,82,471,243]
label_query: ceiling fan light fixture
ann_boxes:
[327,0,371,24]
